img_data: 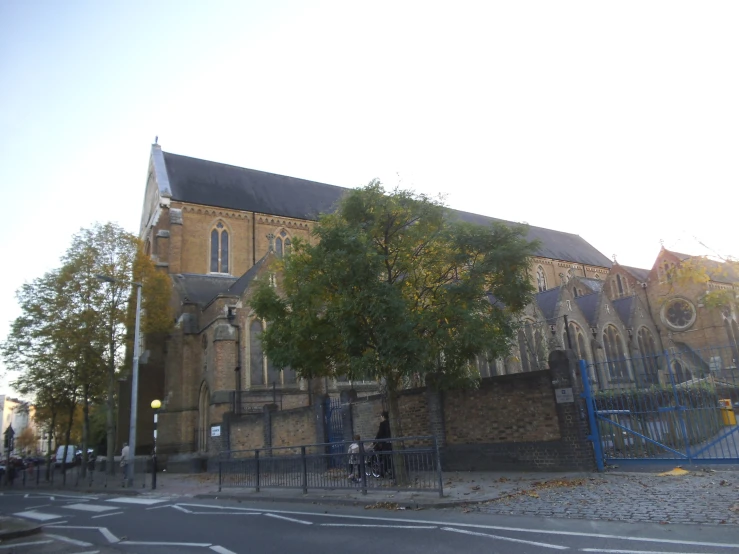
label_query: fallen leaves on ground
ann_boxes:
[490,477,592,503]
[364,501,398,510]
[658,467,689,477]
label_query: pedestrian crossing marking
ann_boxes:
[14,510,64,521]
[105,497,167,505]
[63,503,119,513]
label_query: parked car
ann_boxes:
[55,445,77,468]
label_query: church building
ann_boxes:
[125,143,739,465]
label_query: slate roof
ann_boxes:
[621,265,650,282]
[612,295,635,327]
[578,277,604,293]
[451,209,611,267]
[535,288,561,322]
[672,341,710,372]
[663,249,739,284]
[574,292,600,326]
[226,254,270,298]
[163,152,347,222]
[173,273,236,305]
[159,149,612,268]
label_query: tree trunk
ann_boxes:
[62,399,76,486]
[45,412,56,481]
[386,381,408,486]
[81,385,90,478]
[106,326,116,475]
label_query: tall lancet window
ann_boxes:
[210,221,229,273]
[536,266,547,292]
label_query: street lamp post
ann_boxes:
[96,275,142,488]
[151,399,161,490]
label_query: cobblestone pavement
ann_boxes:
[475,470,739,526]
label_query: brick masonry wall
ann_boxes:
[270,408,318,448]
[443,371,561,444]
[230,414,265,451]
[442,351,596,472]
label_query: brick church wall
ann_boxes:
[442,371,560,445]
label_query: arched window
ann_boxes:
[671,360,689,384]
[536,266,547,293]
[616,274,624,297]
[603,325,629,382]
[275,230,291,258]
[210,221,229,273]
[249,320,264,386]
[637,327,659,384]
[517,329,531,372]
[568,322,590,362]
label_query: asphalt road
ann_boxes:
[0,491,738,554]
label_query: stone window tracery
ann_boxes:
[603,325,629,382]
[210,221,229,273]
[536,266,547,292]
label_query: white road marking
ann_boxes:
[0,540,53,549]
[173,504,193,513]
[146,503,173,510]
[119,541,212,547]
[321,524,437,529]
[210,546,238,554]
[45,533,93,547]
[13,510,63,521]
[42,520,68,526]
[106,497,166,505]
[265,513,312,525]
[46,525,120,543]
[175,503,739,549]
[442,527,569,550]
[581,550,710,554]
[171,504,259,515]
[92,511,124,519]
[64,503,119,513]
[27,504,51,509]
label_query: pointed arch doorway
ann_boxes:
[198,382,210,453]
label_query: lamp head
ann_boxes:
[151,399,162,410]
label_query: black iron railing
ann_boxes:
[218,436,443,497]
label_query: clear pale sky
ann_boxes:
[1,1,736,394]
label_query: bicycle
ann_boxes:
[363,446,393,479]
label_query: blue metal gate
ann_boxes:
[324,397,344,467]
[580,344,739,468]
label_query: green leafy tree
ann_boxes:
[250,181,537,476]
[3,222,173,475]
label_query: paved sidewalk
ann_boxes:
[6,467,739,526]
[475,469,739,526]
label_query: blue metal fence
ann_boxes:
[580,344,739,467]
[324,397,344,467]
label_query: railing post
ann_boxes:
[218,459,222,492]
[301,446,308,494]
[358,441,367,495]
[580,359,605,472]
[255,450,260,493]
[434,436,443,498]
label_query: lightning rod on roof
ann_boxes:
[155,135,159,145]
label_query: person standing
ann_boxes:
[120,443,129,485]
[374,411,392,477]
